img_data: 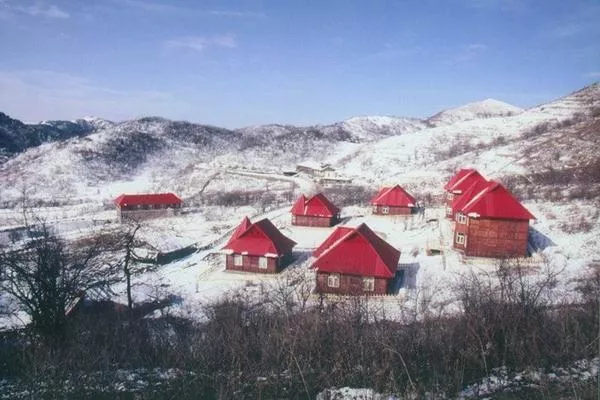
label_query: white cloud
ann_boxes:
[0,69,185,122]
[114,0,266,18]
[164,35,237,53]
[12,3,69,19]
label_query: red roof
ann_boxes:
[370,185,416,207]
[451,179,491,214]
[444,169,487,193]
[225,216,252,246]
[291,193,340,218]
[222,218,296,256]
[114,193,182,207]
[312,223,400,279]
[459,181,535,220]
[312,226,354,257]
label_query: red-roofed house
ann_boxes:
[222,217,296,273]
[312,224,400,295]
[371,185,417,215]
[291,193,340,227]
[114,193,182,222]
[453,181,535,258]
[444,169,487,218]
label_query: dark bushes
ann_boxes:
[1,259,598,398]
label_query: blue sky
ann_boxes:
[0,0,599,128]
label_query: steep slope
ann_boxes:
[427,98,523,127]
[337,83,600,191]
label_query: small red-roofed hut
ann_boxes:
[291,193,340,227]
[370,185,417,215]
[312,223,400,295]
[114,193,182,221]
[222,217,296,273]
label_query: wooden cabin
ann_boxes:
[452,181,535,258]
[114,193,182,222]
[312,223,400,295]
[370,185,417,215]
[443,169,487,219]
[222,217,296,273]
[291,193,340,227]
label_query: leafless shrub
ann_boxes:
[558,215,594,233]
[521,121,553,139]
[322,185,370,206]
[1,257,598,398]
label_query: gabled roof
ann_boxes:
[312,223,400,279]
[444,169,487,193]
[312,226,354,257]
[451,179,491,214]
[459,181,535,220]
[222,218,296,256]
[291,193,340,217]
[370,185,416,207]
[225,216,252,246]
[114,193,182,207]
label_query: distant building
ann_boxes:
[370,185,417,215]
[312,223,400,295]
[319,176,353,186]
[443,168,487,218]
[452,181,535,258]
[222,217,296,274]
[114,193,182,222]
[291,193,340,227]
[296,161,336,177]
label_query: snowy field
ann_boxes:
[1,84,599,331]
[1,191,597,330]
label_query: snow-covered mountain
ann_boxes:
[237,115,427,143]
[427,98,523,127]
[0,113,111,161]
[337,83,600,193]
[0,83,598,206]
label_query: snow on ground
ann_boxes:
[1,84,598,329]
[2,194,597,330]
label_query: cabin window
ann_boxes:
[446,206,452,216]
[327,273,340,288]
[446,192,453,200]
[234,254,243,266]
[363,277,375,292]
[372,205,378,213]
[381,206,389,214]
[292,215,297,224]
[456,213,467,224]
[456,233,466,245]
[258,257,268,269]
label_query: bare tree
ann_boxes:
[0,223,117,341]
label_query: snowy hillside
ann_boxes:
[237,115,427,142]
[0,113,428,204]
[0,83,598,208]
[427,98,523,126]
[338,83,600,193]
[0,112,103,160]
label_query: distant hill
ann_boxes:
[0,83,598,205]
[427,98,523,127]
[0,112,113,161]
